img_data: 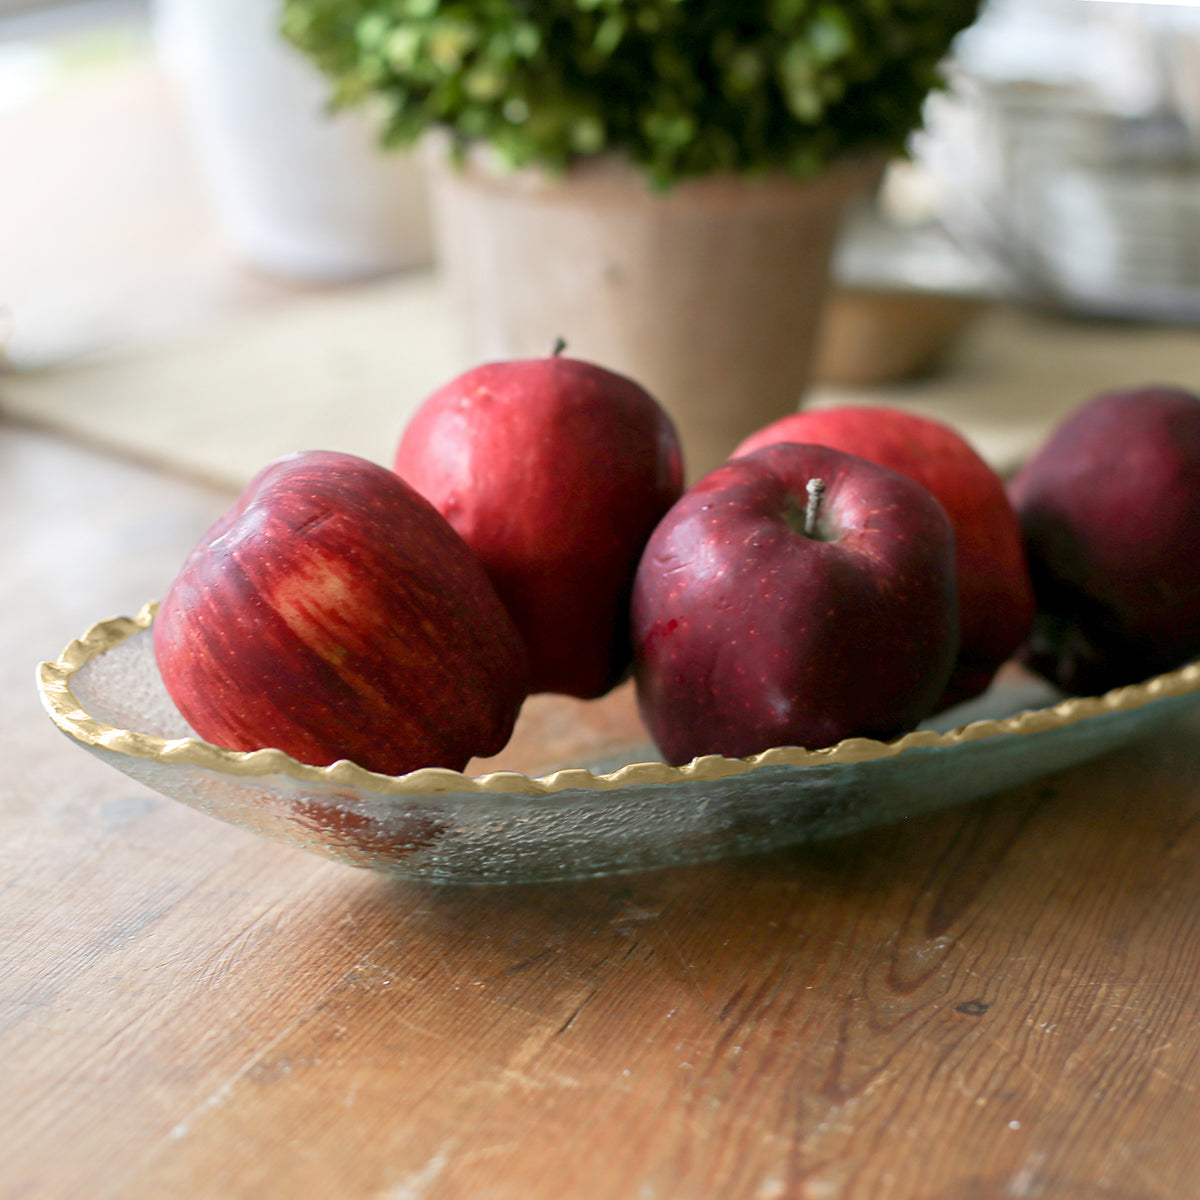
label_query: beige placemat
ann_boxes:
[0,270,460,490]
[6,281,1200,492]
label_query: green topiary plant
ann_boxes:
[281,0,980,189]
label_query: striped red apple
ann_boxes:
[153,450,529,776]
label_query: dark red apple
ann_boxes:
[631,442,960,764]
[394,350,683,699]
[153,450,529,776]
[1007,384,1200,694]
[733,405,1034,709]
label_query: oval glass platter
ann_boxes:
[38,602,1200,885]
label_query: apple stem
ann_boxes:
[551,337,567,357]
[804,478,825,538]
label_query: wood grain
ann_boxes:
[5,421,1200,1200]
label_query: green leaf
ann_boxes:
[778,41,824,122]
[722,46,765,96]
[384,26,422,70]
[769,0,810,29]
[426,17,479,71]
[569,114,607,154]
[355,13,393,52]
[593,13,627,57]
[807,6,854,63]
[510,22,541,58]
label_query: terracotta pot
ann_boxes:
[425,149,883,478]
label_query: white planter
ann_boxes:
[426,149,883,477]
[154,0,433,283]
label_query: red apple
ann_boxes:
[1007,384,1200,694]
[394,350,683,699]
[287,792,448,868]
[153,451,529,776]
[733,405,1034,710]
[631,442,960,764]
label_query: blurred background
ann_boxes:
[4,0,1200,487]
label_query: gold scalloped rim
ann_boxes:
[37,602,1200,797]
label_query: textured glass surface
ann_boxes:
[38,604,1200,883]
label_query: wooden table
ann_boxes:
[5,418,1200,1200]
